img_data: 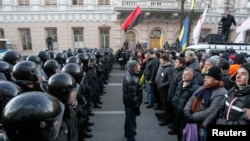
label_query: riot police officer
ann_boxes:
[61,63,93,140]
[1,91,65,141]
[47,73,79,141]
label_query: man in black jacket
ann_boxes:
[220,10,236,42]
[123,60,143,141]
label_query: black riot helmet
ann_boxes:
[26,55,42,66]
[43,60,60,78]
[66,56,81,65]
[0,80,22,99]
[87,52,95,68]
[48,73,77,104]
[54,52,66,65]
[2,50,23,65]
[0,81,22,123]
[37,50,51,63]
[48,50,55,59]
[61,63,83,83]
[12,61,40,85]
[2,92,65,141]
[65,51,74,58]
[94,49,104,59]
[77,53,90,68]
[75,48,85,54]
[0,61,12,81]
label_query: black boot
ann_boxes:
[85,126,92,132]
[87,121,94,126]
[97,99,103,104]
[94,104,102,108]
[83,131,93,138]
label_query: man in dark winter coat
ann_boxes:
[220,10,236,42]
[123,60,143,141]
[171,68,200,140]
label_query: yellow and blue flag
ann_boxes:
[178,16,189,51]
[159,30,165,49]
[188,0,195,10]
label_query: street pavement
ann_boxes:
[86,64,178,141]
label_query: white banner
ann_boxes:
[193,5,208,45]
[236,16,250,33]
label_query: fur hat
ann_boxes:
[127,60,138,72]
[231,63,250,85]
[206,66,222,81]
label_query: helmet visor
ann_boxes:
[40,101,65,140]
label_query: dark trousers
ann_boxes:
[124,106,137,141]
[222,26,230,42]
[47,43,53,50]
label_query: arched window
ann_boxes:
[125,31,136,49]
[150,29,161,49]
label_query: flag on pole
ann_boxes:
[121,5,145,32]
[236,16,250,33]
[234,16,250,43]
[179,16,189,51]
[188,0,195,10]
[159,30,165,49]
[234,31,246,43]
[193,4,208,45]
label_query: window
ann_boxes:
[98,0,110,5]
[245,30,250,43]
[125,31,136,49]
[19,29,32,50]
[0,29,4,38]
[73,28,84,48]
[72,0,84,5]
[46,28,58,49]
[150,29,161,49]
[18,0,30,6]
[99,28,109,48]
[45,0,57,5]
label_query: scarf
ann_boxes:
[191,88,212,113]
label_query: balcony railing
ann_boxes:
[115,0,207,11]
[0,1,207,12]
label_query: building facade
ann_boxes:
[0,0,249,56]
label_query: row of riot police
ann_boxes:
[0,47,114,141]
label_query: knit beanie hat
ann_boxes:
[210,55,220,66]
[231,63,250,85]
[127,60,139,72]
[205,66,222,81]
[205,58,218,67]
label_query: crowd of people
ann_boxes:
[121,45,250,141]
[0,47,114,141]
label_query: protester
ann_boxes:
[123,60,143,141]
